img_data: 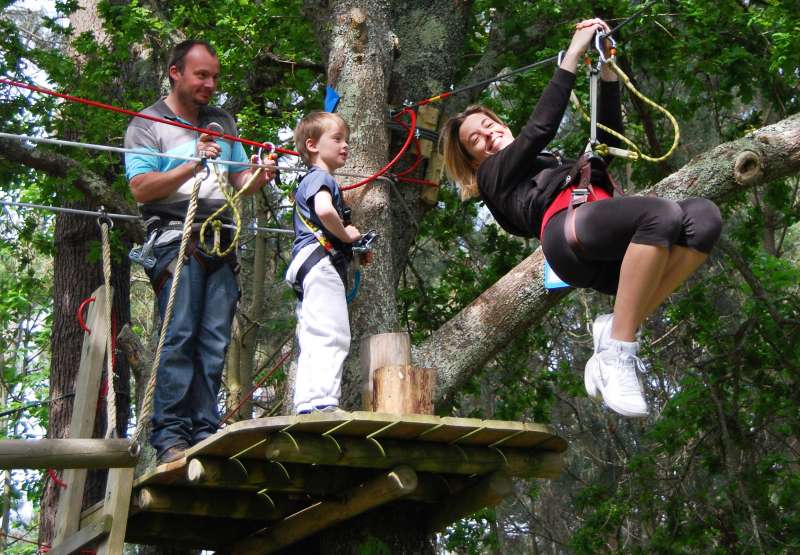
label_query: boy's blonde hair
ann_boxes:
[439,105,506,201]
[293,112,350,166]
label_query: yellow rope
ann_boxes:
[570,59,680,163]
[99,220,117,439]
[199,162,264,257]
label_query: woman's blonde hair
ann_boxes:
[439,105,507,201]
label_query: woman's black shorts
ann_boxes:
[541,196,721,295]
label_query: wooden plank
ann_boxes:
[360,332,411,410]
[0,439,135,469]
[173,413,564,463]
[47,514,112,555]
[427,471,513,532]
[54,285,111,547]
[417,105,440,158]
[231,466,419,555]
[250,432,562,478]
[95,467,134,555]
[422,152,443,205]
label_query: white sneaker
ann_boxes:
[585,348,649,417]
[586,313,614,395]
[592,313,614,354]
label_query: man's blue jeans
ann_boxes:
[149,246,239,456]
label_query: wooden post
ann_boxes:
[360,332,411,410]
[95,467,134,555]
[416,105,440,158]
[136,485,288,520]
[259,432,563,478]
[0,439,136,469]
[421,151,443,206]
[427,471,513,532]
[372,365,434,414]
[230,466,419,555]
[53,285,111,546]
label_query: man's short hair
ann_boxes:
[167,40,217,88]
[293,112,350,166]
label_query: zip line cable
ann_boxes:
[0,199,295,235]
[0,77,299,156]
[0,130,387,179]
[402,0,658,111]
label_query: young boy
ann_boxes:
[286,112,361,414]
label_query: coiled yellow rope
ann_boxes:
[199,162,265,257]
[571,58,680,163]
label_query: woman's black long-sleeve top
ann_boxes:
[476,68,624,239]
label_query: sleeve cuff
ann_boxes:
[552,67,577,88]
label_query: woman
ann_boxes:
[440,19,722,417]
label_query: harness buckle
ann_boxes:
[571,188,590,207]
[128,225,159,270]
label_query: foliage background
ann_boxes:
[1,0,799,553]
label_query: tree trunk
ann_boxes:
[296,1,471,552]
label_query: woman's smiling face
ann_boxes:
[458,112,515,165]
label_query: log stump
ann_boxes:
[372,365,434,415]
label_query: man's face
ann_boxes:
[170,45,220,108]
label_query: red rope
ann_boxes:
[47,468,67,489]
[221,348,293,423]
[0,77,298,156]
[394,118,424,178]
[0,531,96,554]
[76,297,95,334]
[341,109,419,191]
[0,78,437,188]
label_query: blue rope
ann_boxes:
[346,269,362,303]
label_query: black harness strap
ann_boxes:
[292,245,348,302]
[563,152,625,257]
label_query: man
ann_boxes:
[124,40,275,464]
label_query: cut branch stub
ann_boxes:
[733,150,763,187]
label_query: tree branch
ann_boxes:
[0,138,143,241]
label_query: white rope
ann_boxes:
[0,130,396,182]
[99,219,117,439]
[0,200,294,235]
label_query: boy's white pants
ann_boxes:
[286,244,350,414]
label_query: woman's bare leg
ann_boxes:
[642,246,708,318]
[611,243,669,341]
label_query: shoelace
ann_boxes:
[615,353,646,395]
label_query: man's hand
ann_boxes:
[250,153,277,186]
[197,133,222,159]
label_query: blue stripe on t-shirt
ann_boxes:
[125,138,249,180]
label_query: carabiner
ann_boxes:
[595,32,617,65]
[96,206,114,229]
[256,142,275,164]
[195,157,211,181]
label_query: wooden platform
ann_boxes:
[80,412,567,553]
